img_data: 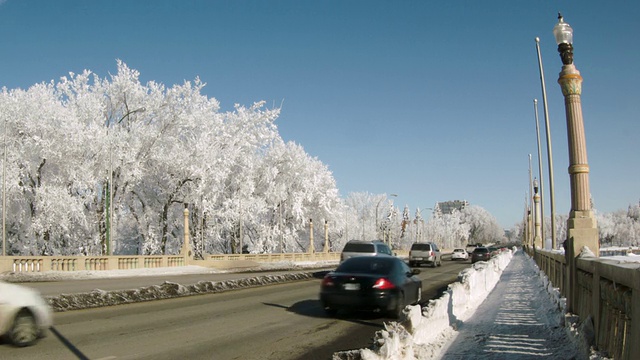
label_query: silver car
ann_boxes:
[0,281,53,347]
[340,240,393,263]
[409,242,442,267]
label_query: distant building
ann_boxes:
[433,200,468,216]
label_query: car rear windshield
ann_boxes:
[411,243,431,251]
[474,248,489,253]
[336,257,393,275]
[342,243,375,253]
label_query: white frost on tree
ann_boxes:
[0,62,344,256]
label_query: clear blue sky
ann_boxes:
[1,0,638,228]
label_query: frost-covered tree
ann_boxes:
[460,205,505,245]
[423,209,470,249]
[399,205,411,247]
[511,201,640,249]
[595,204,640,247]
[0,61,346,256]
[342,192,401,247]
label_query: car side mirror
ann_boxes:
[411,269,421,275]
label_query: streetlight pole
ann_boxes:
[239,197,243,254]
[532,99,546,246]
[553,13,599,311]
[2,114,6,256]
[528,154,534,247]
[279,200,284,253]
[535,38,558,249]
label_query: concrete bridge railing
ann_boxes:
[0,249,416,273]
[528,247,640,359]
[0,252,348,274]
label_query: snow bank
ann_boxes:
[335,248,515,360]
[46,271,318,312]
[523,251,607,359]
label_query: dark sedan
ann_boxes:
[319,256,422,319]
[471,247,491,263]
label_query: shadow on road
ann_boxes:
[49,326,90,360]
[263,300,385,329]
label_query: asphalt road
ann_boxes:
[1,259,471,360]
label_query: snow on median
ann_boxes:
[45,271,319,312]
[334,247,515,360]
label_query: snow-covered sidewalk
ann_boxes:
[335,249,595,359]
[437,250,586,359]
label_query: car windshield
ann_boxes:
[454,249,464,252]
[336,257,393,275]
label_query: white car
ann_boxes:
[0,281,53,347]
[450,248,469,261]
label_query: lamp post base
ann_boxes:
[565,210,598,313]
[567,210,599,256]
[534,235,543,249]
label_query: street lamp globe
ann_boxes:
[553,13,573,44]
[553,13,574,65]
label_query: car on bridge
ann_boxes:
[339,240,393,263]
[0,281,53,347]
[451,248,469,261]
[471,247,491,264]
[409,242,442,267]
[320,256,422,319]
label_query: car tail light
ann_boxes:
[430,251,434,257]
[372,278,396,290]
[322,276,335,287]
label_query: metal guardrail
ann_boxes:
[528,247,639,359]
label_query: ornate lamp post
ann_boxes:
[554,13,599,311]
[533,178,542,249]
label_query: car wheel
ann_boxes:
[431,260,437,268]
[389,293,405,319]
[438,258,442,266]
[9,310,39,347]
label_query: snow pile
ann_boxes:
[45,271,320,312]
[334,248,515,360]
